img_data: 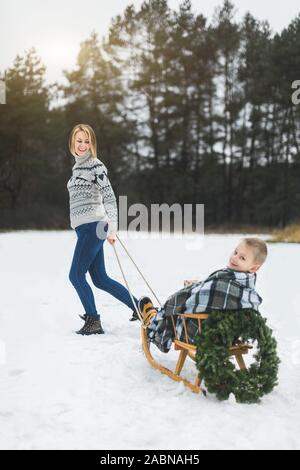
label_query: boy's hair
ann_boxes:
[69,124,97,158]
[242,237,268,265]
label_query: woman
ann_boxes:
[67,124,139,335]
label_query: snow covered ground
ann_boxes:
[0,230,299,450]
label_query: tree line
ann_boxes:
[1,0,300,230]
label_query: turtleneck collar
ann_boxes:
[74,151,92,166]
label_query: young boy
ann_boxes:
[138,237,268,353]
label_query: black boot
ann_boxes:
[79,313,87,321]
[76,314,105,335]
[129,309,139,321]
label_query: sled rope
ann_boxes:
[112,236,162,326]
[115,234,162,308]
[112,242,144,323]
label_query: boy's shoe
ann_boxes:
[129,296,154,321]
[129,296,158,327]
[76,314,105,335]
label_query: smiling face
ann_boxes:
[227,241,261,273]
[74,130,91,157]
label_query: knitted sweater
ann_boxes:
[67,152,118,233]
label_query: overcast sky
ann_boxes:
[1,0,300,85]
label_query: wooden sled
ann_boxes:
[141,281,253,395]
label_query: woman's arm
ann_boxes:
[92,163,118,244]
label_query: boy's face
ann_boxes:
[227,241,261,273]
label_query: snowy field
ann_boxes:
[0,230,299,450]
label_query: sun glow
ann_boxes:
[39,39,78,66]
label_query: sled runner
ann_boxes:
[141,281,253,395]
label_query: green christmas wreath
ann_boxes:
[195,309,280,404]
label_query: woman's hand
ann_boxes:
[107,233,117,245]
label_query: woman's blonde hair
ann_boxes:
[69,124,97,157]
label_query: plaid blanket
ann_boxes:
[146,268,262,353]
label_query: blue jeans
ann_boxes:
[69,221,138,317]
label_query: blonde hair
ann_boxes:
[242,237,268,265]
[69,124,97,158]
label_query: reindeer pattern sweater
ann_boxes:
[67,152,118,234]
